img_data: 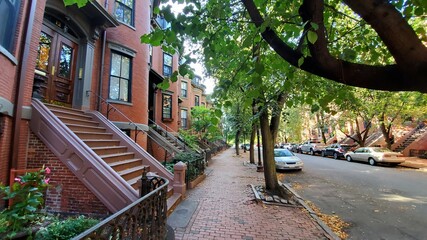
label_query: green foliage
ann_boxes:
[190,106,222,142]
[172,152,205,182]
[179,129,199,150]
[0,167,51,238]
[63,0,89,8]
[35,216,99,240]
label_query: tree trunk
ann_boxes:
[235,129,241,155]
[379,120,393,149]
[249,124,256,164]
[259,110,279,191]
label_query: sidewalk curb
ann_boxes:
[280,183,341,240]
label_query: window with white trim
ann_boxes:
[163,53,172,77]
[114,0,134,26]
[195,95,200,106]
[181,109,188,129]
[109,52,132,102]
[181,81,187,98]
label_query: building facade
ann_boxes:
[0,0,207,214]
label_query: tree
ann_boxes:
[242,0,427,92]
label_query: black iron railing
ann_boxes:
[183,157,205,183]
[72,175,169,240]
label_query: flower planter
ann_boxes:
[187,173,206,189]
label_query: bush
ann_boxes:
[173,152,205,182]
[35,215,99,240]
[0,167,51,238]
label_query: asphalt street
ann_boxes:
[281,153,427,240]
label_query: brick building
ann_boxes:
[0,0,208,215]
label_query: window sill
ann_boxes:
[118,21,136,31]
[0,46,18,65]
[162,118,173,122]
[107,99,133,106]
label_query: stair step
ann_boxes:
[118,165,147,181]
[50,108,93,121]
[167,193,182,216]
[76,131,113,140]
[59,116,100,127]
[66,124,106,133]
[92,146,128,155]
[100,152,136,163]
[45,103,86,115]
[84,139,121,147]
[109,158,144,172]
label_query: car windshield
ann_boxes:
[274,149,294,157]
[371,148,392,152]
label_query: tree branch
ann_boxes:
[241,0,427,92]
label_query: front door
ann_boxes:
[34,25,78,106]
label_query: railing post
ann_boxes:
[173,161,187,196]
[138,167,149,197]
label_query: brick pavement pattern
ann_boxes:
[173,148,330,240]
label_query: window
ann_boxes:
[181,109,188,129]
[195,95,200,106]
[0,0,21,54]
[163,53,172,77]
[109,52,132,102]
[114,0,134,26]
[162,94,172,120]
[181,81,187,98]
[149,45,152,65]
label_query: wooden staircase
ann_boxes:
[46,104,150,190]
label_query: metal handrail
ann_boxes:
[148,118,189,152]
[88,91,174,158]
[73,176,169,240]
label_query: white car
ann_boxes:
[344,147,405,166]
[274,148,304,170]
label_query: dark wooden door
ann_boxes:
[34,25,78,106]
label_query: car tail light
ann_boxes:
[338,148,345,153]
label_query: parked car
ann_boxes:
[344,147,405,166]
[274,148,304,170]
[240,143,251,151]
[280,143,293,150]
[291,143,302,153]
[321,143,355,159]
[300,140,326,155]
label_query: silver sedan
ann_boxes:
[344,147,405,166]
[274,148,304,170]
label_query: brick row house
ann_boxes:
[0,0,209,216]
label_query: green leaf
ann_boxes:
[214,109,222,117]
[157,80,170,90]
[298,57,304,67]
[255,62,265,74]
[310,22,319,31]
[307,30,318,44]
[153,6,160,15]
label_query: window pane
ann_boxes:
[111,53,121,76]
[120,79,128,101]
[35,32,52,72]
[0,0,20,53]
[109,77,120,100]
[121,56,130,78]
[114,3,124,22]
[123,8,132,25]
[58,44,73,79]
[163,66,172,76]
[163,95,172,119]
[164,54,172,66]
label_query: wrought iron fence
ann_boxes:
[72,176,169,240]
[183,157,205,183]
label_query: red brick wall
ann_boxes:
[27,132,110,216]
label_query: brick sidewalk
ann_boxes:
[170,148,332,240]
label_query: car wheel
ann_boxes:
[333,153,338,160]
[346,155,352,162]
[310,149,314,155]
[368,158,376,166]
